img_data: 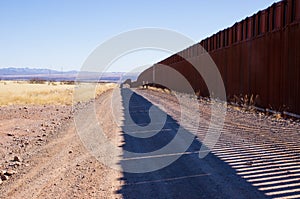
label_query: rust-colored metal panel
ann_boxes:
[135,0,300,115]
[265,8,271,32]
[213,34,217,50]
[246,19,249,39]
[232,24,237,43]
[285,23,300,113]
[237,22,242,42]
[261,11,266,34]
[219,31,224,48]
[216,33,220,49]
[294,0,300,20]
[252,36,269,107]
[225,29,229,46]
[227,28,232,45]
[274,2,283,29]
[207,38,211,51]
[254,13,259,36]
[249,17,254,37]
[241,20,246,40]
[270,4,275,30]
[286,0,293,23]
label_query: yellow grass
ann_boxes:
[0,81,116,106]
[146,86,171,94]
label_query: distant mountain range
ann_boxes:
[0,67,139,82]
[0,67,77,76]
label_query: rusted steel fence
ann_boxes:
[135,0,300,115]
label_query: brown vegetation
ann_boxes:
[0,81,116,106]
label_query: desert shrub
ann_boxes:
[29,78,47,84]
[60,80,75,85]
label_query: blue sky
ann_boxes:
[0,0,280,72]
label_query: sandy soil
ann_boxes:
[0,88,300,199]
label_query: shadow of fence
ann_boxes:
[115,88,269,199]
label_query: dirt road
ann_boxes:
[0,90,123,199]
[1,88,300,198]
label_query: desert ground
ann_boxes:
[0,81,300,198]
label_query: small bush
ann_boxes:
[60,80,75,85]
[29,78,47,84]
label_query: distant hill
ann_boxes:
[0,67,139,82]
[0,67,77,76]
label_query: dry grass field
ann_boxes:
[0,81,116,106]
